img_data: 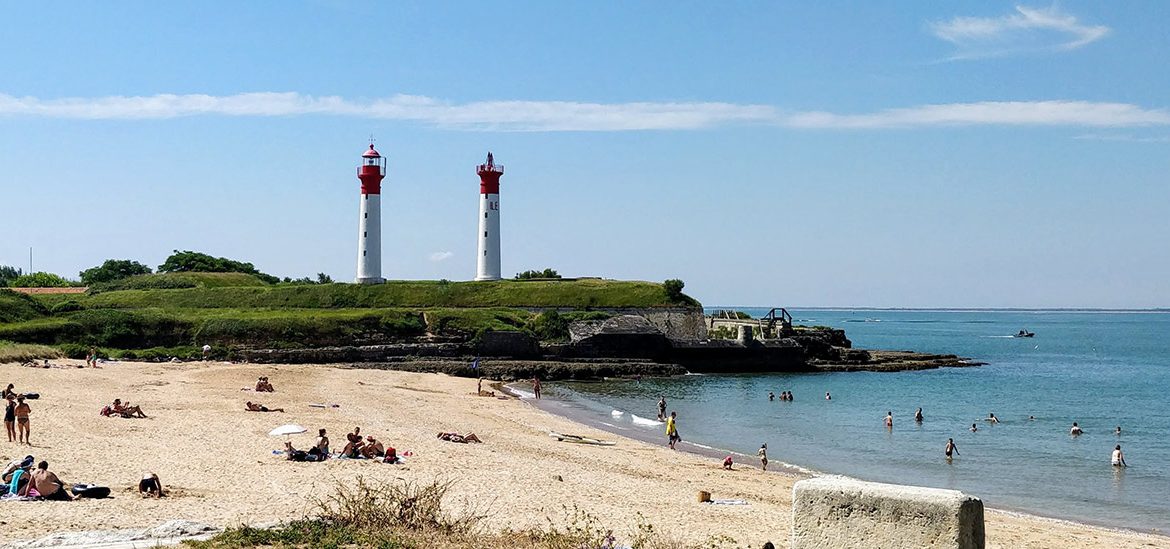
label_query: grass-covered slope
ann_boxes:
[0,290,48,323]
[73,279,690,310]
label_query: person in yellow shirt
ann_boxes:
[666,411,679,450]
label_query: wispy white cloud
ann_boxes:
[428,251,454,262]
[785,101,1170,129]
[1073,133,1170,143]
[929,5,1109,59]
[1,93,1168,131]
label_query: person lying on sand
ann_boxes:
[360,436,385,458]
[284,441,326,462]
[110,399,148,418]
[437,432,482,444]
[382,447,400,464]
[245,401,284,413]
[139,472,165,498]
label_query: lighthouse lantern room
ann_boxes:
[356,144,387,284]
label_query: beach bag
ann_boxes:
[23,393,39,400]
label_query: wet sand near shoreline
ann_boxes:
[0,359,1166,548]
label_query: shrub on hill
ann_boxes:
[515,268,561,280]
[158,250,279,284]
[79,259,152,285]
[0,290,48,323]
[0,266,22,287]
[10,272,76,288]
[87,272,269,293]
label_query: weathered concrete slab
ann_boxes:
[793,476,984,549]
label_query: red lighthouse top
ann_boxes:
[476,152,503,195]
[358,143,386,195]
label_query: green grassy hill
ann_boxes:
[0,276,698,359]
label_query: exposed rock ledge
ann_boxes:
[810,350,984,372]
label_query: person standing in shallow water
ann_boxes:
[666,411,680,450]
[945,438,959,461]
[915,407,924,423]
[532,377,541,399]
[884,411,893,429]
[658,396,667,420]
[758,443,768,471]
[1112,445,1127,467]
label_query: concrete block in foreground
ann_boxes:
[792,477,984,549]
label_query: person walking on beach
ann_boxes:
[945,438,959,461]
[658,396,667,420]
[915,407,924,423]
[666,411,680,450]
[4,395,15,443]
[14,396,30,445]
[532,377,542,399]
[1112,445,1127,467]
[884,411,893,429]
[758,443,768,471]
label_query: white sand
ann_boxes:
[0,359,1166,548]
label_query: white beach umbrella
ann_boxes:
[268,424,307,437]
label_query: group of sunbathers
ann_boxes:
[2,455,74,500]
[100,399,148,418]
[284,426,401,463]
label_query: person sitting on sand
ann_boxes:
[722,455,734,470]
[1070,422,1083,436]
[245,401,284,413]
[361,436,385,458]
[111,399,147,418]
[2,455,33,484]
[437,432,482,444]
[315,428,330,455]
[342,427,365,457]
[31,461,73,501]
[255,377,275,392]
[139,472,165,498]
[382,446,400,464]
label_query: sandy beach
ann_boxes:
[0,359,1166,548]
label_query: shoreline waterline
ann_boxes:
[506,381,1170,540]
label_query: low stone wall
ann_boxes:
[792,477,984,549]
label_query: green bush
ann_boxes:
[526,310,570,341]
[79,259,152,285]
[515,268,562,280]
[50,300,85,314]
[10,272,76,288]
[663,279,685,301]
[0,290,48,323]
[158,250,279,284]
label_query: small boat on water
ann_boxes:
[1014,330,1035,338]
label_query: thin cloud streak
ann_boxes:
[1,93,1168,131]
[428,251,454,262]
[929,5,1109,59]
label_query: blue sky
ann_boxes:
[1,2,1167,308]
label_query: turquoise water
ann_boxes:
[551,309,1170,532]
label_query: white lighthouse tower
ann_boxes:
[356,143,387,284]
[475,152,504,281]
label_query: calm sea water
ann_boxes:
[548,309,1170,533]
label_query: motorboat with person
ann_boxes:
[1015,329,1035,338]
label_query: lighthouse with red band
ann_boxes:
[356,143,387,284]
[475,152,504,281]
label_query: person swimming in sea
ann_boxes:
[970,423,978,432]
[1115,425,1122,436]
[825,392,831,401]
[914,407,924,423]
[1070,422,1083,436]
[945,438,959,461]
[768,391,775,402]
[987,413,999,424]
